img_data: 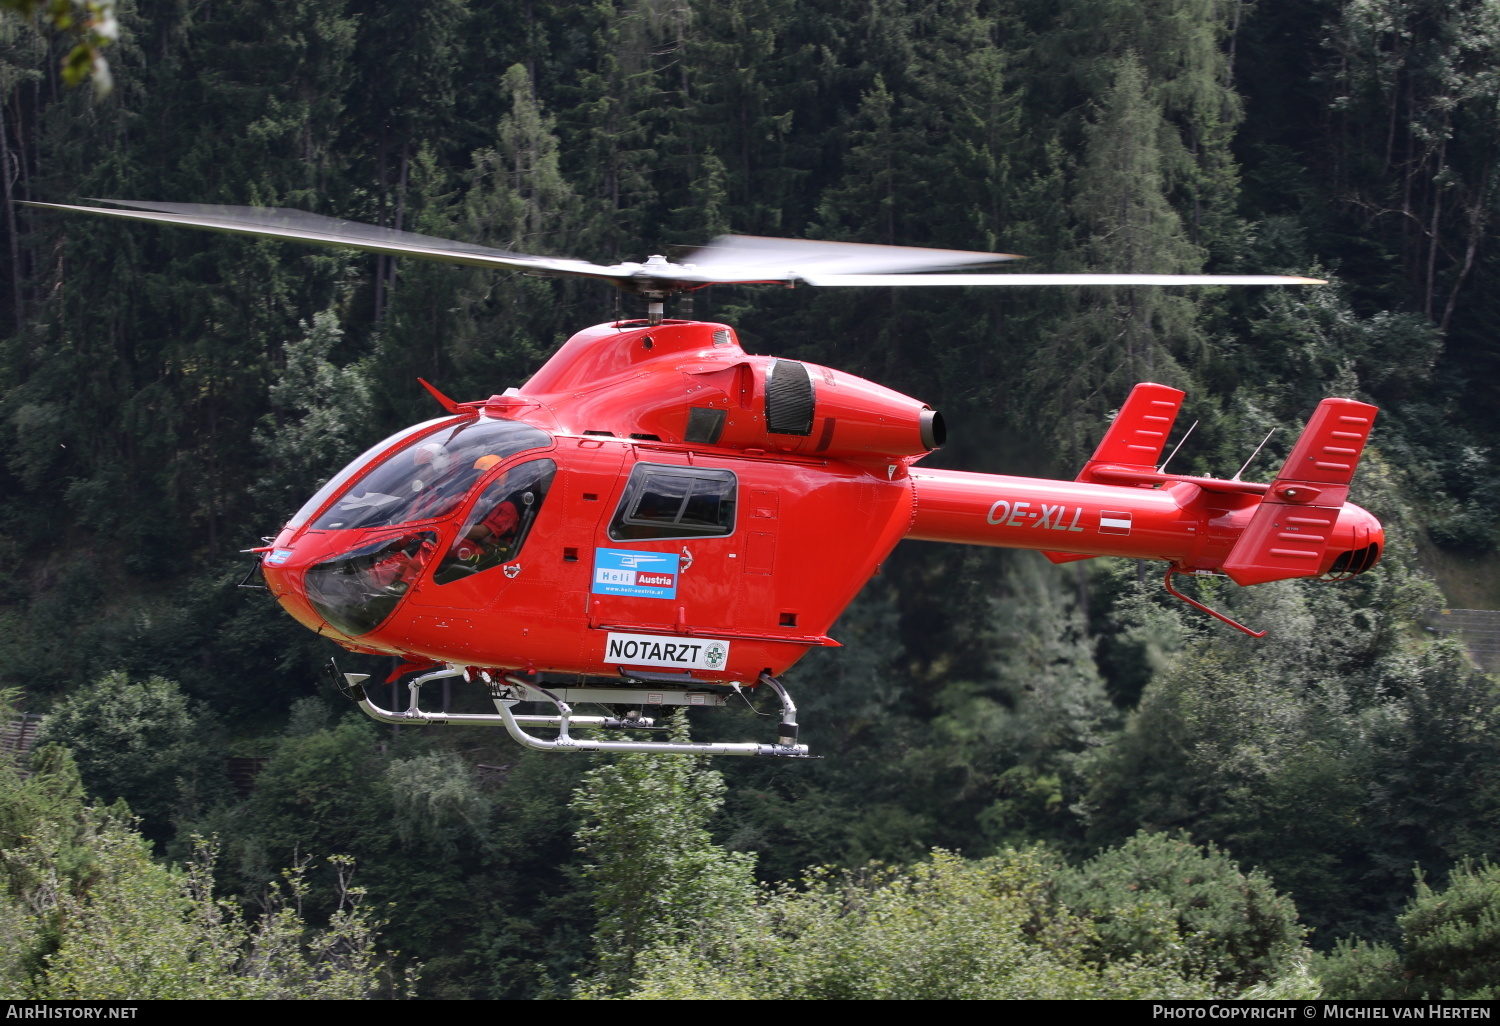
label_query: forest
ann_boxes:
[1,0,1499,1001]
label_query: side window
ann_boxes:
[433,459,557,585]
[608,463,737,541]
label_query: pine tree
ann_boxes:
[935,553,1113,851]
[1028,54,1203,462]
[253,309,373,524]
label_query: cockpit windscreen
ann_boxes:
[311,419,552,531]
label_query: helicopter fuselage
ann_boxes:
[258,318,1383,686]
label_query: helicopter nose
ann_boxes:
[1322,502,1384,580]
[259,546,330,635]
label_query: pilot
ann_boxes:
[403,441,464,521]
[369,534,437,593]
[449,456,531,563]
[413,441,453,476]
[467,492,531,555]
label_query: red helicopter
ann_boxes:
[29,199,1382,758]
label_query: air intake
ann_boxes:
[765,360,815,435]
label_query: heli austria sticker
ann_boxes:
[591,547,680,599]
[263,548,294,566]
[605,632,730,671]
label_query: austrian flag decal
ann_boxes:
[1099,511,1133,536]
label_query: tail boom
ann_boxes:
[902,389,1385,639]
[905,467,1382,580]
[907,469,1210,562]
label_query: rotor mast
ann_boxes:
[628,255,682,325]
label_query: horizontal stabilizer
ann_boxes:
[1078,383,1186,484]
[1222,398,1378,586]
[1043,551,1096,565]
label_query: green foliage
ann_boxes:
[387,751,490,856]
[937,553,1114,852]
[37,840,396,1000]
[223,714,392,892]
[0,738,402,998]
[0,0,114,94]
[196,705,593,999]
[253,309,374,523]
[0,744,126,979]
[1311,937,1406,1001]
[620,849,1216,1000]
[1036,53,1201,441]
[1318,860,1500,999]
[1081,550,1498,943]
[572,712,758,994]
[1056,830,1305,990]
[1397,860,1500,999]
[36,671,228,844]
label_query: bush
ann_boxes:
[1311,938,1405,1000]
[1056,831,1306,990]
[621,849,1216,1000]
[37,671,228,844]
[0,743,403,998]
[1317,860,1500,999]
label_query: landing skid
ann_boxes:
[327,660,813,758]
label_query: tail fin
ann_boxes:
[1221,398,1378,586]
[1077,382,1187,483]
[1044,382,1186,565]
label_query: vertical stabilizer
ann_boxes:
[1076,382,1186,483]
[1221,398,1379,586]
[1044,382,1185,565]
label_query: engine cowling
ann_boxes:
[513,320,945,462]
[756,359,942,460]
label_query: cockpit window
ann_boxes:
[434,459,557,585]
[288,416,453,529]
[312,418,551,531]
[608,463,736,540]
[304,531,439,637]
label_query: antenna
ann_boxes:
[1157,420,1198,474]
[1232,428,1276,481]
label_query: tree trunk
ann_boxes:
[374,128,389,321]
[0,94,22,332]
[1424,135,1447,320]
[388,141,409,297]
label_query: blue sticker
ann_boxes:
[263,548,294,566]
[592,548,680,599]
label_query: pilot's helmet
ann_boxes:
[473,454,502,472]
[414,441,452,474]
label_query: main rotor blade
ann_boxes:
[798,273,1327,286]
[22,200,1325,292]
[22,200,625,281]
[681,234,1022,279]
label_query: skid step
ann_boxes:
[530,685,729,707]
[329,660,812,758]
